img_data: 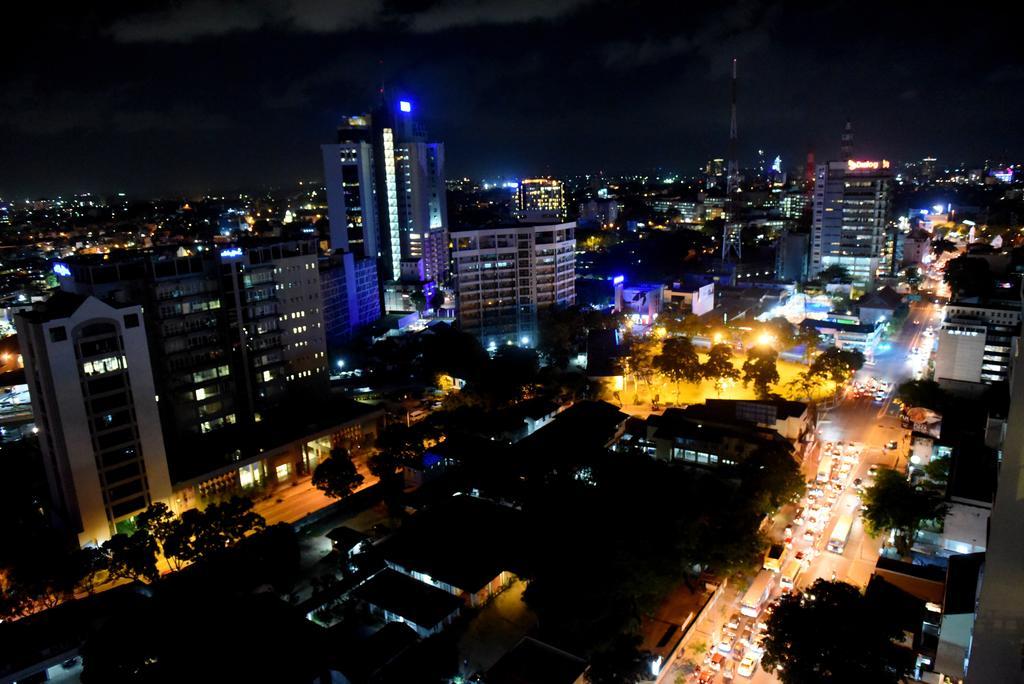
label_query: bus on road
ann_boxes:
[827,513,855,554]
[780,558,802,591]
[816,455,833,483]
[740,570,776,617]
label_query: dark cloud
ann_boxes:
[2,1,1023,197]
[108,0,588,43]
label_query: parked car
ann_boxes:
[726,613,742,631]
[738,655,758,678]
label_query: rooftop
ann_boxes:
[486,637,587,684]
[943,552,985,615]
[352,569,463,629]
[378,495,526,593]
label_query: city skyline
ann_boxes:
[3,1,1024,197]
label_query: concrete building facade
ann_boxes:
[453,222,576,348]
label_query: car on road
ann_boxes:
[886,440,898,450]
[718,634,735,653]
[709,652,726,671]
[726,613,741,631]
[748,633,767,656]
[723,659,736,680]
[792,507,805,526]
[739,626,753,646]
[853,477,864,492]
[803,529,816,543]
[914,319,921,325]
[868,464,879,477]
[738,655,758,678]
[697,668,715,684]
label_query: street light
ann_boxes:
[337,359,345,370]
[757,332,775,348]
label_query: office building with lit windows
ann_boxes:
[810,159,893,285]
[935,298,1021,391]
[516,178,565,224]
[452,222,576,348]
[321,97,450,289]
[16,293,173,547]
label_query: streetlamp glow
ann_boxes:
[337,359,345,370]
[757,332,775,347]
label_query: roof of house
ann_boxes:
[16,291,135,324]
[944,552,985,615]
[332,621,420,683]
[352,570,462,629]
[377,495,526,593]
[486,637,588,684]
[691,398,809,422]
[516,400,628,454]
[858,286,904,310]
[326,525,368,550]
[650,407,792,449]
[948,444,998,506]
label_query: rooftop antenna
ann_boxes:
[840,118,854,161]
[723,57,742,264]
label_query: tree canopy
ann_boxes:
[741,346,780,399]
[762,579,914,684]
[943,255,991,299]
[312,449,364,499]
[895,379,948,412]
[701,343,741,396]
[861,469,948,556]
[808,346,864,385]
[654,336,701,401]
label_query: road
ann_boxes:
[671,301,945,683]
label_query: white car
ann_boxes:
[738,655,758,678]
[718,634,735,653]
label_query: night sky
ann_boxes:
[3,1,1023,197]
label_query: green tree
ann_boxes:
[654,336,701,402]
[662,313,708,339]
[135,502,183,570]
[102,531,160,584]
[793,327,822,365]
[741,346,780,399]
[819,264,851,283]
[701,343,741,396]
[808,346,864,386]
[622,333,659,395]
[943,255,991,298]
[162,497,265,567]
[586,635,647,684]
[784,370,822,402]
[762,579,914,684]
[896,379,948,411]
[371,422,438,481]
[738,441,804,515]
[862,469,948,557]
[312,449,365,499]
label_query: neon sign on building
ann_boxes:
[847,159,891,171]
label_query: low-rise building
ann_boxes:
[936,298,1020,390]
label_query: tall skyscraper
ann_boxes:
[516,178,566,224]
[16,293,173,547]
[810,159,893,285]
[452,222,576,348]
[321,97,450,287]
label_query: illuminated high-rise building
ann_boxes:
[810,159,893,286]
[321,97,449,286]
[516,178,565,224]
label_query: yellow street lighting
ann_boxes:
[757,332,775,347]
[712,332,723,344]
